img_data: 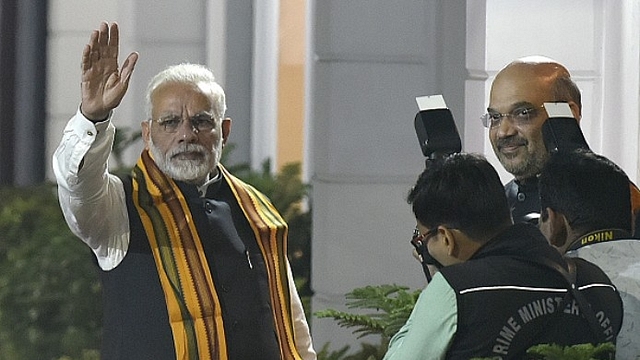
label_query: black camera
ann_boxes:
[414,95,462,161]
[541,102,590,153]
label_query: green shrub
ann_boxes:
[525,342,615,360]
[315,284,421,360]
[470,342,615,360]
[0,185,102,359]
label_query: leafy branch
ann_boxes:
[315,284,421,340]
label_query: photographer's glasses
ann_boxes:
[154,113,217,133]
[411,226,441,282]
[480,106,542,128]
[411,227,438,248]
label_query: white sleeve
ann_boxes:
[286,261,317,360]
[52,108,130,271]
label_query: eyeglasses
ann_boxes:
[153,113,217,133]
[480,105,543,128]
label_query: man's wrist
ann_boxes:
[80,104,110,123]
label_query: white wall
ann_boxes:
[47,0,127,175]
[307,0,467,350]
[465,0,640,184]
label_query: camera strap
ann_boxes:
[567,228,631,252]
[523,255,608,344]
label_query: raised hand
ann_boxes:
[80,22,139,121]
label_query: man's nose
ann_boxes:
[177,118,199,141]
[494,116,518,137]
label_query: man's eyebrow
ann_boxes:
[487,101,535,112]
[193,111,214,116]
[157,113,179,118]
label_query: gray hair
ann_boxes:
[145,63,226,121]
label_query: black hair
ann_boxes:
[407,153,512,240]
[539,149,632,233]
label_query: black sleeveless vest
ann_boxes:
[439,224,622,360]
[99,175,281,359]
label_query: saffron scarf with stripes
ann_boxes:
[131,149,302,360]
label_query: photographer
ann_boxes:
[539,149,640,359]
[384,153,622,360]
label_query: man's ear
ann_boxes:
[567,101,582,123]
[441,227,460,258]
[546,207,569,248]
[141,120,151,149]
[444,228,483,262]
[222,117,232,146]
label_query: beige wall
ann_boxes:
[277,0,307,170]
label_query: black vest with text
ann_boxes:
[439,224,622,360]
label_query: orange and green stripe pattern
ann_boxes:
[131,149,302,359]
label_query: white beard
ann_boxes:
[148,138,221,184]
